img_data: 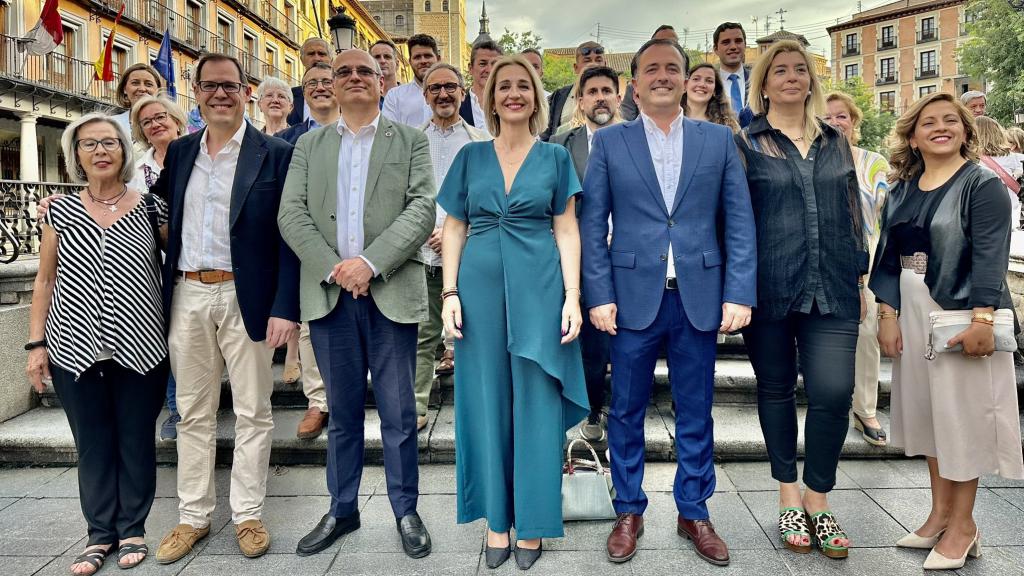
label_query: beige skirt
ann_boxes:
[891,269,1024,481]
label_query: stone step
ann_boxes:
[1,402,988,467]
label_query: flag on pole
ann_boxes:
[151,28,176,98]
[94,2,125,82]
[21,0,64,55]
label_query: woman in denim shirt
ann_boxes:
[734,40,868,560]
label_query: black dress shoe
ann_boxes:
[484,544,512,569]
[296,512,360,556]
[514,541,542,570]
[397,513,432,558]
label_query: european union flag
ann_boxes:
[152,28,176,98]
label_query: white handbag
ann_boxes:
[561,438,617,521]
[925,309,1017,360]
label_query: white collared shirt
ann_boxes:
[718,67,746,109]
[336,114,380,275]
[586,125,595,152]
[469,90,491,135]
[381,81,432,127]
[178,121,246,272]
[640,110,685,280]
[420,118,475,267]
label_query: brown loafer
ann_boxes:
[435,350,454,375]
[236,519,271,558]
[678,517,730,566]
[607,513,643,563]
[297,407,328,439]
[156,523,210,564]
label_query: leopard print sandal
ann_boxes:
[778,507,812,553]
[808,511,849,559]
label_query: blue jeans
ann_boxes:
[166,373,177,413]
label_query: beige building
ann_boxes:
[360,0,468,70]
[826,0,982,115]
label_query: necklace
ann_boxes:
[496,141,531,166]
[87,184,128,212]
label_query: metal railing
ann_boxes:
[916,28,938,43]
[842,42,861,57]
[89,0,218,56]
[1,181,82,262]
[875,71,898,85]
[877,37,897,51]
[916,66,938,80]
[241,51,267,82]
[0,34,121,106]
[262,2,299,42]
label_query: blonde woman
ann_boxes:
[823,91,891,447]
[975,116,1024,229]
[438,55,588,570]
[735,40,866,559]
[870,92,1024,570]
[1006,125,1024,153]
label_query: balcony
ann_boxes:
[241,52,268,83]
[89,0,216,57]
[220,0,299,49]
[916,28,938,43]
[1,181,81,262]
[842,42,861,57]
[875,72,898,85]
[877,37,897,51]
[916,67,938,80]
[0,33,121,109]
[216,38,241,60]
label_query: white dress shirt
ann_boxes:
[178,121,246,272]
[469,90,491,135]
[381,81,432,127]
[640,111,684,280]
[420,119,475,267]
[335,115,381,276]
[718,67,746,109]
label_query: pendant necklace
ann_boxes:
[87,184,128,212]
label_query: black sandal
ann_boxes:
[116,542,149,570]
[70,545,110,575]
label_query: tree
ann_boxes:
[541,54,574,93]
[958,0,1024,126]
[822,76,897,154]
[497,28,542,54]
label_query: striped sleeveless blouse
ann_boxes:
[43,193,169,378]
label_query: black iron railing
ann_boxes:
[0,181,82,262]
[0,34,121,106]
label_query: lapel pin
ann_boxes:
[384,129,393,137]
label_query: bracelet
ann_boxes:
[565,288,581,296]
[972,319,994,326]
[441,287,459,297]
[442,293,460,301]
[877,312,898,320]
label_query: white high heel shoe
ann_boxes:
[895,529,945,549]
[922,529,981,570]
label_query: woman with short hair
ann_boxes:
[26,113,169,574]
[682,62,740,132]
[256,76,293,136]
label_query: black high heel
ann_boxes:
[513,541,542,570]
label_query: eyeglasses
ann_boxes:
[197,81,244,93]
[76,138,122,152]
[333,66,380,80]
[579,46,605,57]
[303,78,335,90]
[139,112,170,130]
[426,82,461,95]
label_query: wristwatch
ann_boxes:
[24,340,47,351]
[972,312,995,323]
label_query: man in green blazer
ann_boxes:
[278,49,436,560]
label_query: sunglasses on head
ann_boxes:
[579,46,605,57]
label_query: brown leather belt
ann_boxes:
[182,270,235,283]
[900,253,927,274]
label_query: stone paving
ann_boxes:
[1,462,1023,575]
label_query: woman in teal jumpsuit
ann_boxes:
[437,56,589,570]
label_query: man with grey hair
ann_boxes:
[288,37,332,126]
[960,90,987,117]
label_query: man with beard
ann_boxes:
[458,40,503,132]
[413,63,491,431]
[382,34,440,127]
[541,40,606,140]
[713,22,753,127]
[551,65,622,443]
[371,40,401,102]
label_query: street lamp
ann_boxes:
[1015,108,1024,125]
[1008,0,1024,11]
[328,4,357,53]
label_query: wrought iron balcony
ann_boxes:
[241,52,268,83]
[916,67,939,80]
[875,72,898,85]
[916,28,938,43]
[219,0,300,49]
[89,0,216,57]
[1,181,81,263]
[0,34,121,108]
[842,42,861,57]
[877,37,897,51]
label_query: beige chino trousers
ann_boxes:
[169,278,274,527]
[853,240,882,420]
[298,323,327,412]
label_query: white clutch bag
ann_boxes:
[925,309,1017,360]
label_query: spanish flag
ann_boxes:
[94,2,124,82]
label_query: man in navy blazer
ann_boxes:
[150,53,299,564]
[287,38,332,126]
[582,39,756,567]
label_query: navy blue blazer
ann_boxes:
[150,122,300,341]
[286,85,304,126]
[274,119,314,145]
[581,117,757,332]
[459,97,476,127]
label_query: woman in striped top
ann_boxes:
[26,113,169,575]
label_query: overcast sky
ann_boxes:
[466,0,895,59]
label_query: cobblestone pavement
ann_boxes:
[1,462,1023,575]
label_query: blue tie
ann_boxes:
[729,73,743,116]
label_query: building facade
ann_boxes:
[0,0,401,182]
[360,0,467,71]
[827,0,982,115]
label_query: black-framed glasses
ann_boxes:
[197,81,244,93]
[303,78,335,90]
[426,82,461,95]
[76,138,122,152]
[139,112,169,130]
[579,46,605,57]
[333,66,380,80]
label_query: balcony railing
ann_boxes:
[262,2,299,43]
[177,13,217,54]
[1,181,82,262]
[90,0,217,56]
[216,37,241,60]
[842,42,861,57]
[0,34,121,106]
[875,72,898,85]
[241,52,268,82]
[877,37,897,51]
[916,28,938,43]
[91,0,170,31]
[916,66,939,79]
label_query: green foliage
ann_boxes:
[958,0,1024,126]
[541,54,575,93]
[822,77,897,154]
[497,28,542,54]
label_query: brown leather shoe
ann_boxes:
[435,350,454,375]
[297,407,328,439]
[606,513,643,563]
[678,517,730,566]
[156,523,210,564]
[236,519,271,558]
[417,415,429,431]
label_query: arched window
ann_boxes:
[442,0,449,10]
[424,1,431,11]
[395,14,404,27]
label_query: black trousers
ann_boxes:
[742,309,859,493]
[580,306,611,416]
[51,358,168,545]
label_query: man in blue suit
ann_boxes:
[582,39,756,567]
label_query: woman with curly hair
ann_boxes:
[682,63,740,132]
